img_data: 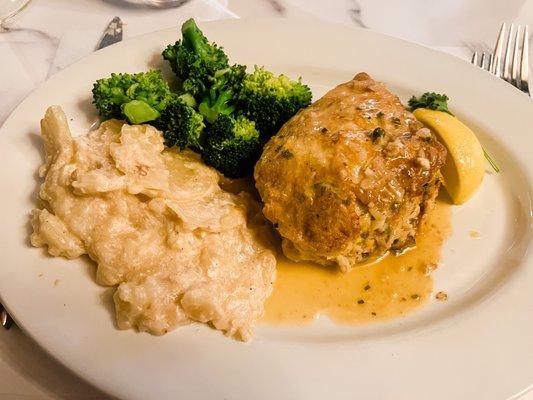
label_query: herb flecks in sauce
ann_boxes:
[263,195,451,325]
[370,127,385,141]
[279,149,294,159]
[435,291,448,301]
[390,116,401,125]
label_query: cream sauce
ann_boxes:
[263,195,451,324]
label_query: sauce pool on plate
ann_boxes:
[263,195,451,324]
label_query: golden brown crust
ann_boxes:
[255,73,446,269]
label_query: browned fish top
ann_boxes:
[254,73,446,270]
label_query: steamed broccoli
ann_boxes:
[157,97,205,150]
[237,66,312,139]
[198,65,246,123]
[162,18,229,98]
[408,92,452,115]
[91,19,316,179]
[92,70,173,124]
[202,115,260,178]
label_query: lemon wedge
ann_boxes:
[413,108,484,205]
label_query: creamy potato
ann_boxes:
[31,106,276,341]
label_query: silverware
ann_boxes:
[1,303,13,330]
[96,16,123,50]
[1,17,126,330]
[471,22,530,95]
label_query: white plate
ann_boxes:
[0,19,532,400]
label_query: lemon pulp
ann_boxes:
[413,108,484,205]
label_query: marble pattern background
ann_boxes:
[1,0,532,398]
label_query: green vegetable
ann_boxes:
[92,19,315,179]
[178,92,197,108]
[198,65,246,123]
[162,18,229,98]
[483,149,500,173]
[123,100,161,124]
[157,97,205,151]
[408,92,453,115]
[202,115,261,177]
[92,70,173,124]
[238,66,312,140]
[370,127,385,141]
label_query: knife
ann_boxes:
[1,303,12,330]
[96,16,123,50]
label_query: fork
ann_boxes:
[471,23,530,95]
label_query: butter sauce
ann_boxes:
[263,196,451,325]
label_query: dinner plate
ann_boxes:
[0,19,532,400]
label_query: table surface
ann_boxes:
[1,0,532,399]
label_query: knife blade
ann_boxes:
[1,303,13,330]
[96,16,123,50]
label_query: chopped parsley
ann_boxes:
[408,92,453,115]
[370,127,385,141]
[483,149,500,173]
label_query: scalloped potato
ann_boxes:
[31,106,276,341]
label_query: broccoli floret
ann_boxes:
[237,66,312,139]
[202,115,260,178]
[162,18,229,98]
[92,70,173,124]
[198,65,246,123]
[178,92,197,108]
[408,92,453,115]
[157,97,205,150]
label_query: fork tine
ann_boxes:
[503,23,514,81]
[480,52,487,69]
[493,22,507,76]
[511,25,521,87]
[471,51,479,66]
[488,53,494,71]
[520,25,529,94]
